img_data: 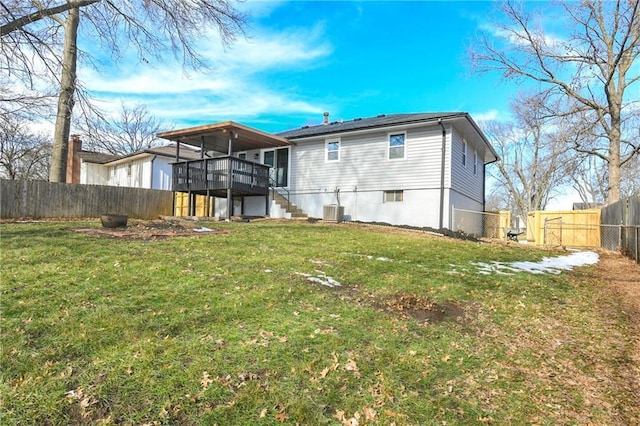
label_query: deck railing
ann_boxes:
[172,156,270,195]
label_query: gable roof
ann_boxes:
[79,151,120,164]
[277,112,466,139]
[157,121,292,153]
[79,144,202,165]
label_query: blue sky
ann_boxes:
[82,0,516,133]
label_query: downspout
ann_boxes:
[150,155,157,189]
[438,119,446,230]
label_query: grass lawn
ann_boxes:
[1,220,637,425]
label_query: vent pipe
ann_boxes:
[323,112,329,125]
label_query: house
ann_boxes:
[157,112,498,229]
[68,135,201,189]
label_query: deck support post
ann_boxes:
[226,131,234,221]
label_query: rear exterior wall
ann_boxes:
[288,124,453,228]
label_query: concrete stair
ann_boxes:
[272,191,308,219]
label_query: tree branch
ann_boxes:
[1,0,100,36]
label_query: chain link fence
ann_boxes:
[453,202,639,263]
[541,221,629,250]
[602,195,640,263]
[452,208,510,239]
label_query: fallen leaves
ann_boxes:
[333,407,378,426]
[200,371,213,390]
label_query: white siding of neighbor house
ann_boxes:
[81,162,109,185]
[107,157,149,188]
[287,124,454,228]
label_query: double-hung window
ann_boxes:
[388,132,406,160]
[462,139,467,166]
[473,151,478,175]
[326,139,340,162]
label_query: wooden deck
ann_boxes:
[172,156,270,197]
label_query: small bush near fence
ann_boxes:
[1,179,173,220]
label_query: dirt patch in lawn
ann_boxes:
[588,251,640,421]
[594,251,640,324]
[72,219,229,240]
[374,293,472,324]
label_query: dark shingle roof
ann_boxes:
[79,144,201,164]
[276,112,466,139]
[79,151,120,164]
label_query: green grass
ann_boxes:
[1,221,636,425]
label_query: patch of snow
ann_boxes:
[295,271,342,288]
[193,227,213,232]
[468,251,599,275]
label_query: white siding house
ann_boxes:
[79,145,201,190]
[156,113,497,227]
[274,113,497,229]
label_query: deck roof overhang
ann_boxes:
[157,121,292,154]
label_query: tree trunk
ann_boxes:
[608,133,621,204]
[49,7,80,183]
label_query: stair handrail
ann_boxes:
[269,176,290,211]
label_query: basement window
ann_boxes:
[383,190,404,203]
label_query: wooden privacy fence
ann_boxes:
[1,179,173,220]
[526,209,601,246]
[173,192,214,217]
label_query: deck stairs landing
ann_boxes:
[272,191,308,219]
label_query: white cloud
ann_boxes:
[78,21,333,128]
[472,109,501,123]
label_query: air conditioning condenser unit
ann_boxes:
[323,204,344,223]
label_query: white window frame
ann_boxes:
[383,190,404,203]
[473,151,478,175]
[387,132,406,160]
[237,152,247,160]
[325,138,340,162]
[462,139,467,166]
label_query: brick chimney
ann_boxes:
[66,135,82,183]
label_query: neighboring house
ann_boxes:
[158,112,499,229]
[69,136,201,190]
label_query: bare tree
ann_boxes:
[484,91,572,221]
[621,153,640,197]
[1,1,247,182]
[79,102,167,155]
[0,114,51,180]
[470,0,640,203]
[570,154,608,205]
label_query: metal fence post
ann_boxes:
[636,225,640,263]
